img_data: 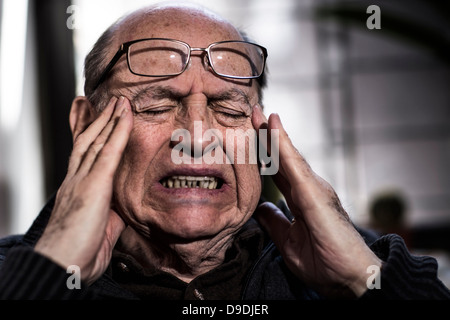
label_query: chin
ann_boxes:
[157,206,238,241]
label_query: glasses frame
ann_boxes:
[92,38,268,91]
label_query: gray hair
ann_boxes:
[83,25,116,112]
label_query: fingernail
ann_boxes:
[105,96,118,110]
[117,96,125,109]
[272,113,283,129]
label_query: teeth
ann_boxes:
[161,176,220,189]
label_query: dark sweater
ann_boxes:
[0,195,449,300]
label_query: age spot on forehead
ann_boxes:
[116,4,243,45]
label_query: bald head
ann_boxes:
[114,4,244,52]
[83,3,266,110]
[117,3,240,41]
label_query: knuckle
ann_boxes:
[91,142,104,154]
[73,133,89,149]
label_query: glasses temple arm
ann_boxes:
[92,45,126,91]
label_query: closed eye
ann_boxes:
[209,102,248,119]
[140,108,173,115]
[133,105,177,121]
[216,109,247,118]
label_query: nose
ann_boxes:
[170,96,221,162]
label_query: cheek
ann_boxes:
[223,125,262,210]
[114,123,168,195]
[233,162,262,219]
[236,164,262,197]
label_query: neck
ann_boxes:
[117,226,236,282]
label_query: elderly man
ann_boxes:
[0,3,449,300]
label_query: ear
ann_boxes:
[69,96,96,142]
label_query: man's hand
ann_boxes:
[252,105,382,298]
[35,96,133,285]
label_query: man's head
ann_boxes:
[84,3,267,112]
[70,3,267,243]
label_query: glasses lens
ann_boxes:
[209,42,265,78]
[128,39,189,76]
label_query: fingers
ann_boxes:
[105,209,127,249]
[252,107,304,197]
[67,97,118,176]
[251,105,273,157]
[90,100,133,180]
[253,108,339,217]
[253,106,309,176]
[253,202,292,249]
[68,96,132,179]
[252,105,281,176]
[251,104,268,131]
[268,113,312,182]
[78,97,130,176]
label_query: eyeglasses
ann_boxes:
[93,38,268,90]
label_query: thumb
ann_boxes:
[254,202,291,248]
[105,209,126,248]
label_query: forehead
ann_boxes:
[115,6,243,48]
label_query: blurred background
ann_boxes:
[0,0,449,285]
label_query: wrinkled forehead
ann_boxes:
[114,6,244,49]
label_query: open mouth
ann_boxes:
[160,176,223,190]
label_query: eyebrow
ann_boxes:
[209,88,251,108]
[131,85,184,105]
